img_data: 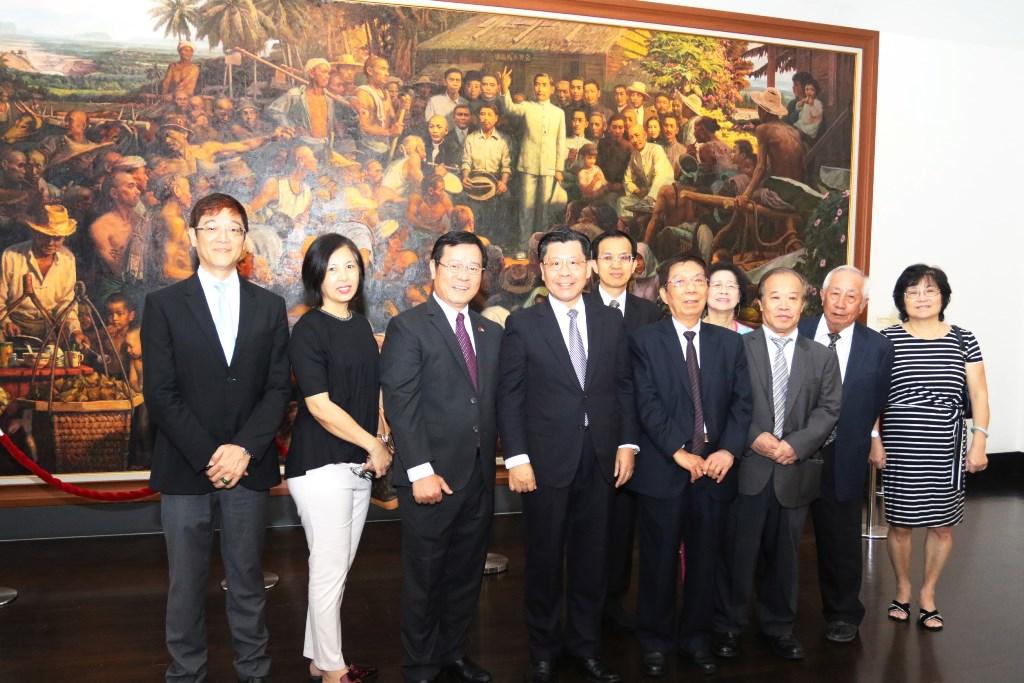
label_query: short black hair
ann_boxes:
[476,103,499,117]
[708,261,752,313]
[583,79,600,90]
[104,291,136,311]
[892,263,952,322]
[656,254,707,289]
[533,72,553,85]
[453,103,471,114]
[590,229,637,259]
[301,233,366,312]
[430,231,488,269]
[443,67,463,80]
[538,227,590,263]
[696,117,720,134]
[792,71,813,86]
[757,267,808,300]
[189,192,248,232]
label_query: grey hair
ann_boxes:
[822,265,869,298]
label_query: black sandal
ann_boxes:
[887,599,910,623]
[918,608,944,632]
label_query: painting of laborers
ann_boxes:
[0,0,859,475]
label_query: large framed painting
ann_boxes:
[0,0,876,492]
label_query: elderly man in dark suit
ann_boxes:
[583,230,660,631]
[142,193,291,683]
[629,255,752,677]
[381,231,502,683]
[713,267,841,662]
[799,266,893,643]
[499,228,637,683]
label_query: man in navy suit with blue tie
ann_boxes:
[798,266,893,643]
[628,255,752,677]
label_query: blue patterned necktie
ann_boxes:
[567,308,588,426]
[770,336,792,438]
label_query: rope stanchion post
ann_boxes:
[862,464,887,539]
[0,586,17,607]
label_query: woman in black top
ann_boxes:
[287,233,391,683]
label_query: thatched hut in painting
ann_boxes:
[417,13,649,91]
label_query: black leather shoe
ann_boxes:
[444,657,492,683]
[825,621,859,643]
[524,660,553,683]
[573,656,622,683]
[766,634,806,660]
[712,632,740,659]
[642,651,665,678]
[238,678,269,683]
[685,650,718,675]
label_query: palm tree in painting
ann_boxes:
[149,0,200,41]
[196,0,271,52]
[256,0,313,66]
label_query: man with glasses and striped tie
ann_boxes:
[381,231,502,683]
[499,228,638,683]
[712,267,841,664]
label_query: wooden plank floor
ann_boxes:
[1,466,1022,682]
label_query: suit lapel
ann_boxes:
[785,335,811,418]
[846,324,866,388]
[426,297,477,393]
[538,300,580,388]
[183,274,228,368]
[468,310,494,393]
[746,327,772,401]
[660,319,690,401]
[229,280,256,369]
[583,297,603,389]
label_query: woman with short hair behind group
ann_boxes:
[872,264,989,633]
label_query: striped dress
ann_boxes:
[879,325,982,527]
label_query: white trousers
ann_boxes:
[288,462,372,672]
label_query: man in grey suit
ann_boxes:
[500,67,567,242]
[712,267,841,662]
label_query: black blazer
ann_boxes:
[798,317,894,502]
[498,296,637,488]
[628,319,752,500]
[583,290,662,333]
[142,274,291,494]
[380,296,502,490]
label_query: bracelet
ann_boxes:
[970,425,990,437]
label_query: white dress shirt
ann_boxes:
[763,326,799,372]
[813,317,852,382]
[407,294,477,483]
[596,286,627,316]
[196,265,240,364]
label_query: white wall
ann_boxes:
[644,0,1024,452]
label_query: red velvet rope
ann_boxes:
[0,431,156,501]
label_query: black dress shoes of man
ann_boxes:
[573,656,622,683]
[641,651,665,677]
[712,631,740,659]
[825,621,859,643]
[443,657,492,682]
[524,659,553,683]
[766,634,806,660]
[237,678,268,682]
[684,650,718,675]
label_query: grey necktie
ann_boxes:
[567,309,588,426]
[770,336,792,438]
[609,299,623,317]
[822,332,842,446]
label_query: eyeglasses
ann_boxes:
[904,287,940,300]
[667,277,708,289]
[542,258,586,271]
[194,225,246,237]
[437,261,484,275]
[349,464,375,481]
[709,281,739,291]
[597,254,635,265]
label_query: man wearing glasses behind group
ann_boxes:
[583,230,660,631]
[143,193,291,682]
[499,228,638,683]
[381,231,503,683]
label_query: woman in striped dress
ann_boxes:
[871,264,990,632]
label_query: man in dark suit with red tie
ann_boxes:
[381,231,502,683]
[499,228,637,683]
[798,266,893,643]
[583,230,660,630]
[143,193,291,683]
[628,255,752,677]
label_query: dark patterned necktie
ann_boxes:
[683,331,706,455]
[609,299,623,317]
[455,312,478,391]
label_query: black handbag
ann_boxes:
[951,325,972,419]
